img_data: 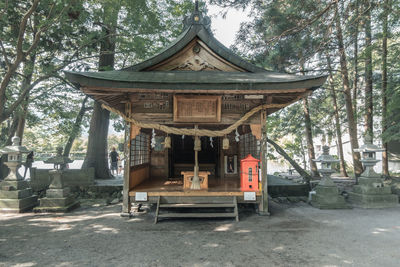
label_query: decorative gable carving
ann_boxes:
[174,55,220,71]
[146,38,246,72]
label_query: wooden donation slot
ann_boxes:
[181,171,210,190]
[174,95,221,122]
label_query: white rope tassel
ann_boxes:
[164,136,171,149]
[222,137,229,150]
[151,129,156,148]
[235,128,240,142]
[209,137,213,148]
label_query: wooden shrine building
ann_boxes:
[66,5,327,221]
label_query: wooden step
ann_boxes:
[157,212,237,218]
[159,203,236,208]
[154,196,239,223]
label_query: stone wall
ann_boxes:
[30,167,95,192]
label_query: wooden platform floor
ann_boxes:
[129,178,262,197]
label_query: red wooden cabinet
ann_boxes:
[240,154,260,191]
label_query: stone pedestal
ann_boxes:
[310,146,350,209]
[348,136,399,209]
[34,170,79,212]
[0,179,38,213]
[0,136,38,213]
[310,177,350,209]
[348,176,398,209]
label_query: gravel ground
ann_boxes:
[0,200,399,267]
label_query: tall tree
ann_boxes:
[326,54,348,177]
[334,1,363,179]
[303,97,319,177]
[381,0,390,177]
[82,2,119,179]
[363,0,373,138]
[351,0,360,120]
[63,96,90,157]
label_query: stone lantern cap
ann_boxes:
[0,136,30,155]
[354,134,384,153]
[44,146,73,168]
[313,146,339,164]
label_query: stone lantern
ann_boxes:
[0,136,38,212]
[34,146,79,212]
[348,135,398,208]
[309,146,349,209]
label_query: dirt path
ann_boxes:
[1,200,399,267]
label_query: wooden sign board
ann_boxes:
[173,95,221,122]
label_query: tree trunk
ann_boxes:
[15,53,36,144]
[82,5,118,179]
[302,97,320,178]
[364,0,373,138]
[381,0,390,177]
[352,0,359,119]
[63,96,89,157]
[334,2,363,179]
[6,114,19,146]
[327,55,348,177]
[266,138,312,184]
[82,102,111,179]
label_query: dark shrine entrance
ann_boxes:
[170,134,220,179]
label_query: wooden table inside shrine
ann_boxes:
[181,171,211,190]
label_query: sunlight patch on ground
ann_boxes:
[55,262,74,266]
[202,243,219,248]
[10,262,36,267]
[328,254,341,259]
[272,246,284,251]
[50,224,73,232]
[234,229,251,233]
[371,226,398,234]
[214,223,233,232]
[125,217,144,222]
[90,224,119,234]
[28,213,120,223]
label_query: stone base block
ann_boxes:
[39,196,74,207]
[353,185,392,195]
[46,188,70,198]
[34,196,79,213]
[34,201,80,213]
[310,185,350,209]
[348,191,399,209]
[0,195,38,213]
[0,180,29,191]
[0,188,33,199]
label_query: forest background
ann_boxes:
[0,0,399,179]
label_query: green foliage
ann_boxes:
[0,0,196,149]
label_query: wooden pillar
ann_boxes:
[122,103,132,216]
[259,110,270,215]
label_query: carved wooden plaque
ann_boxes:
[173,95,221,122]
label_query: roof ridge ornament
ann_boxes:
[183,0,211,30]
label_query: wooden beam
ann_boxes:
[122,117,132,215]
[82,86,309,95]
[259,109,269,215]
